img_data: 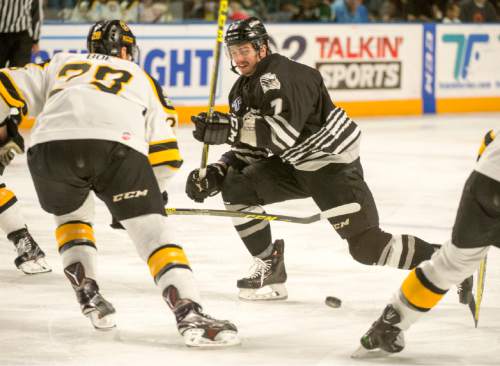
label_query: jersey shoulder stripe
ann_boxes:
[0,71,28,114]
[143,71,176,113]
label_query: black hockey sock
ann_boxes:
[234,218,272,257]
[376,234,437,269]
[407,236,438,269]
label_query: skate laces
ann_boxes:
[247,257,271,284]
[16,236,34,256]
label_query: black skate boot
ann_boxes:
[64,262,116,330]
[457,275,474,305]
[8,227,51,274]
[237,239,287,301]
[352,304,405,358]
[163,285,240,347]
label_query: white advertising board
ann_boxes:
[265,24,422,102]
[36,23,422,107]
[435,24,500,98]
[35,24,236,106]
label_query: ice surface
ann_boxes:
[1,113,499,366]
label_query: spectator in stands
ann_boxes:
[331,0,369,22]
[406,0,440,21]
[105,0,122,19]
[267,1,300,21]
[228,1,251,21]
[366,0,385,21]
[140,0,170,22]
[203,0,217,21]
[69,0,91,21]
[442,0,461,22]
[87,0,115,21]
[318,0,333,20]
[460,0,497,22]
[122,0,139,22]
[184,0,204,19]
[379,0,405,21]
[46,0,77,19]
[293,0,321,20]
[241,0,268,18]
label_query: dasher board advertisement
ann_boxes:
[265,24,422,102]
[436,24,500,98]
[33,24,233,107]
[34,24,421,105]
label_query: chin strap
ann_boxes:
[230,60,240,75]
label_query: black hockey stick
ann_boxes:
[200,0,228,174]
[166,202,360,224]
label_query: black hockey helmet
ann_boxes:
[224,17,269,50]
[87,20,139,62]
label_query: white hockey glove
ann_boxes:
[0,112,25,170]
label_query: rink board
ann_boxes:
[18,23,500,128]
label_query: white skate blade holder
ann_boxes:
[86,310,116,331]
[183,328,241,348]
[239,283,288,301]
[18,257,52,275]
[351,345,392,359]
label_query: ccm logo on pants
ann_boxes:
[332,218,350,230]
[113,189,149,202]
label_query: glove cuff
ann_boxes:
[211,162,228,177]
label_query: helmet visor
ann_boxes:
[130,44,140,64]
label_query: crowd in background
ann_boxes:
[44,0,499,23]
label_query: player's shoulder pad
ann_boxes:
[28,58,51,69]
[143,70,175,111]
[258,54,289,93]
[259,72,281,93]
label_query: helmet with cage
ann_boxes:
[87,20,139,63]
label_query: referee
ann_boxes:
[0,0,42,67]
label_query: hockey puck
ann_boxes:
[325,296,342,308]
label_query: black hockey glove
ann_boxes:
[185,163,227,203]
[191,111,241,145]
[110,191,168,230]
[0,113,25,169]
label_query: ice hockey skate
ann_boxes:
[457,275,474,305]
[8,228,51,274]
[237,239,287,301]
[164,286,240,347]
[64,262,116,330]
[352,304,405,359]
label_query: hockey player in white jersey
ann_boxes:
[0,20,239,347]
[354,130,499,357]
[0,110,50,274]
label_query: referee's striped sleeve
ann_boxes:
[0,0,41,42]
[30,0,42,43]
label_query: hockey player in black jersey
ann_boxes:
[185,17,454,301]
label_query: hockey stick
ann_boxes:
[473,256,488,328]
[199,0,229,174]
[166,202,360,224]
